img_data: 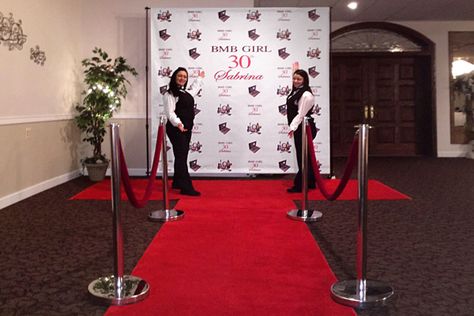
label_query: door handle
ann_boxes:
[369,105,375,119]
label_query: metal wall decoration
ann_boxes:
[30,45,46,65]
[0,12,27,50]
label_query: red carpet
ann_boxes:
[70,179,410,201]
[105,180,356,316]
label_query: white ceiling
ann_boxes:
[254,0,474,21]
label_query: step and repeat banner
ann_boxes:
[151,7,330,174]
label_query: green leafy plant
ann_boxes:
[75,47,138,164]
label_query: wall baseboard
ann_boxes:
[437,151,469,158]
[0,170,81,210]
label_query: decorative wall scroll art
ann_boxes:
[30,45,46,65]
[0,12,27,51]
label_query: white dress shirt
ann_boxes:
[289,90,315,131]
[163,78,203,127]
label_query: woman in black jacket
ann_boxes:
[163,67,204,196]
[286,68,317,193]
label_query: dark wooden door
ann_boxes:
[330,56,432,156]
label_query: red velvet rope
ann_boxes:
[306,125,358,201]
[119,125,164,208]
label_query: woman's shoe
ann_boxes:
[287,187,301,193]
[180,189,201,196]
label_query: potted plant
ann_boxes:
[75,47,138,181]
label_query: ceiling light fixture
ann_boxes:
[347,2,358,10]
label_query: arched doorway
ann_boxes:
[330,22,436,156]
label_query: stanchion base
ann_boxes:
[331,279,394,309]
[88,275,149,305]
[148,209,184,222]
[287,209,322,222]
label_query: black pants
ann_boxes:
[166,123,193,191]
[293,121,317,189]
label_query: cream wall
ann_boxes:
[0,0,254,209]
[0,0,84,209]
[0,0,470,209]
[400,21,474,157]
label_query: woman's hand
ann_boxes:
[178,123,188,132]
[292,61,299,73]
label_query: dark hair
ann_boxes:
[168,67,188,97]
[291,69,313,95]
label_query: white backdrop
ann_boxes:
[151,7,330,174]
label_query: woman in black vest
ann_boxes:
[164,67,204,196]
[286,69,317,193]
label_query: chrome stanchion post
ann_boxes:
[88,123,150,305]
[330,124,394,309]
[287,117,322,222]
[149,116,185,221]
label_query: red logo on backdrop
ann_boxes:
[277,29,291,40]
[246,10,261,21]
[214,70,263,81]
[308,66,319,78]
[159,48,172,60]
[194,104,201,116]
[158,66,172,77]
[159,29,171,41]
[277,10,291,22]
[247,123,262,134]
[277,85,290,96]
[248,160,262,172]
[218,10,230,22]
[278,104,287,116]
[310,85,320,97]
[217,104,232,116]
[277,141,292,153]
[308,9,320,21]
[219,122,231,134]
[192,123,203,134]
[217,159,232,171]
[189,141,202,153]
[218,142,232,153]
[307,47,321,59]
[189,159,201,171]
[189,67,202,79]
[248,85,260,97]
[217,30,231,41]
[187,29,202,41]
[188,11,201,22]
[278,67,291,79]
[189,48,200,59]
[248,29,260,41]
[218,86,231,97]
[248,141,261,153]
[313,104,322,116]
[279,160,290,172]
[308,29,321,40]
[278,123,290,135]
[157,10,172,22]
[278,48,290,59]
[248,104,262,116]
[160,85,168,95]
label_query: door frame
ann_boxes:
[330,22,436,157]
